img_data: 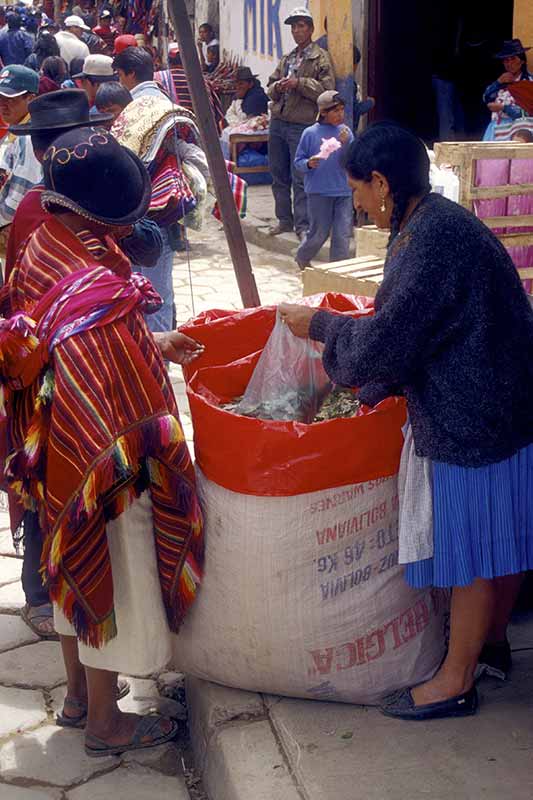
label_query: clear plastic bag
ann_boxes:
[235,311,332,423]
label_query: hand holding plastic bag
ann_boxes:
[235,311,331,423]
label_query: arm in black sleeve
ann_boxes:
[309,234,463,389]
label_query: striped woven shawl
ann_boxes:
[4,218,203,647]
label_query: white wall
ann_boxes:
[219,0,311,87]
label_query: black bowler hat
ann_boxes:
[9,89,113,135]
[235,67,258,82]
[494,39,531,59]
[41,127,151,227]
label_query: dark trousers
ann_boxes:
[269,118,309,235]
[296,194,354,264]
[21,511,48,607]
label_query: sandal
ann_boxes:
[84,713,179,758]
[55,679,131,729]
[20,602,59,641]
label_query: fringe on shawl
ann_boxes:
[10,410,202,648]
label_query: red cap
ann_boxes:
[113,34,138,55]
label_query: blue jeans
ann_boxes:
[134,227,174,333]
[21,511,48,607]
[269,118,309,234]
[296,194,353,263]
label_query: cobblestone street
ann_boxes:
[0,216,300,799]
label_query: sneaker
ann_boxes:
[477,639,512,680]
[269,223,293,236]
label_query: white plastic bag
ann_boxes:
[235,311,331,422]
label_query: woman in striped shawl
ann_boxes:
[1,127,204,757]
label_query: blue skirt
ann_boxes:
[404,443,533,589]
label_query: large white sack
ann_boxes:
[173,468,446,704]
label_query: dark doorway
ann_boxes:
[367,0,515,142]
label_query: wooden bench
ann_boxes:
[303,255,385,298]
[229,132,270,176]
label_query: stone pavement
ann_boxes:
[187,616,533,800]
[0,509,196,799]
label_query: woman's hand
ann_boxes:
[153,331,205,364]
[308,156,321,169]
[278,303,316,338]
[498,72,515,84]
[487,102,505,112]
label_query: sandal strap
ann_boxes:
[63,696,88,712]
[85,714,175,752]
[131,714,169,746]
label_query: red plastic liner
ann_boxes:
[180,294,406,496]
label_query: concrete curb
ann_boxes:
[186,678,305,800]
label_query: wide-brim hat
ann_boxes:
[235,66,258,82]
[494,39,531,59]
[41,126,151,227]
[9,88,113,134]
[284,6,313,25]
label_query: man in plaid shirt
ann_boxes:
[0,65,41,256]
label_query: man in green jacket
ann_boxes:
[267,7,334,239]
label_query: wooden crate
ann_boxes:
[434,142,533,283]
[303,255,385,297]
[229,133,270,176]
[356,225,389,258]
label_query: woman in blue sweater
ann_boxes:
[293,90,354,269]
[280,123,533,721]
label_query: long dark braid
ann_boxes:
[343,123,431,246]
[388,189,412,245]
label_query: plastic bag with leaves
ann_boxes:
[235,311,331,423]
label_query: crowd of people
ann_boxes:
[0,0,530,760]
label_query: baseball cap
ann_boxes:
[168,41,179,55]
[100,9,112,18]
[73,54,116,80]
[284,6,314,25]
[64,14,90,31]
[113,34,138,55]
[0,65,39,98]
[316,90,344,119]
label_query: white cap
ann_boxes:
[168,41,179,54]
[284,7,314,25]
[74,54,115,78]
[100,9,112,17]
[64,14,91,31]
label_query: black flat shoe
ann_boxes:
[380,685,478,721]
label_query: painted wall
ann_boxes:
[194,0,219,36]
[218,0,310,86]
[514,0,533,71]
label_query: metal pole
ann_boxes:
[159,0,169,69]
[167,0,261,308]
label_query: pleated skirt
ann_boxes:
[404,442,533,589]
